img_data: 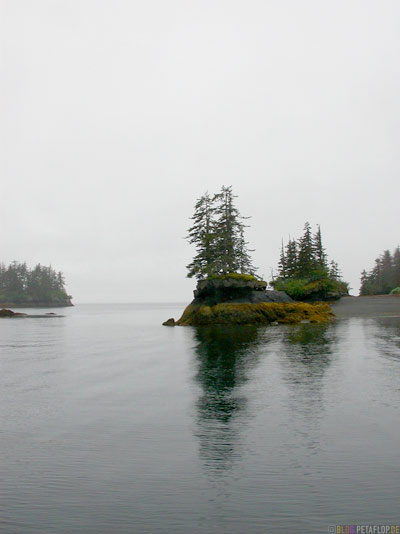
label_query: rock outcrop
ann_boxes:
[192,277,292,306]
[162,318,176,326]
[163,276,334,326]
[0,308,27,317]
[176,301,334,326]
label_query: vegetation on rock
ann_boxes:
[174,194,340,327]
[176,302,334,326]
[0,262,72,307]
[207,273,262,282]
[272,223,349,301]
[360,246,400,295]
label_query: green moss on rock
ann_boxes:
[207,273,266,284]
[176,302,334,326]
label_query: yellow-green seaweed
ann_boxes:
[176,301,334,326]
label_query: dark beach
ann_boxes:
[331,295,400,318]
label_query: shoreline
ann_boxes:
[0,302,73,308]
[331,295,400,318]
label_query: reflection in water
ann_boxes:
[278,323,338,451]
[370,317,400,361]
[280,322,337,376]
[193,325,263,472]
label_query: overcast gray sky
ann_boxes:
[1,0,399,302]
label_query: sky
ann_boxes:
[1,0,399,302]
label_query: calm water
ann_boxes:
[1,304,399,533]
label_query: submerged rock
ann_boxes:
[0,308,27,317]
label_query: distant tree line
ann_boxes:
[272,222,349,300]
[186,186,256,279]
[360,247,400,295]
[0,261,71,305]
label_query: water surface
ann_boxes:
[1,304,399,533]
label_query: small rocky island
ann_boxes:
[164,187,335,327]
[164,275,333,326]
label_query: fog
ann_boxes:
[2,1,399,302]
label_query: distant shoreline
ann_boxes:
[331,295,400,318]
[0,301,73,308]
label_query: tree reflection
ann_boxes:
[192,325,263,473]
[278,323,338,452]
[370,317,400,361]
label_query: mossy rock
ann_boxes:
[0,308,15,317]
[193,276,280,305]
[162,318,176,326]
[0,308,27,317]
[176,302,334,326]
[207,273,266,283]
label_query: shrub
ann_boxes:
[272,276,348,301]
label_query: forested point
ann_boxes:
[0,262,72,307]
[360,246,400,296]
[272,222,349,301]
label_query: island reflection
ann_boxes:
[277,322,338,453]
[191,322,340,471]
[192,325,263,473]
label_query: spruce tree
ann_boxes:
[185,192,217,279]
[186,186,256,279]
[313,225,328,270]
[380,250,394,293]
[329,260,341,281]
[277,240,287,278]
[360,270,369,295]
[213,186,241,274]
[393,246,400,287]
[236,225,256,275]
[297,222,315,278]
[273,223,348,300]
[285,239,298,278]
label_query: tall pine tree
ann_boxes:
[313,225,328,270]
[297,222,315,278]
[186,192,217,279]
[186,186,256,279]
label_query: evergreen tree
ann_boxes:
[186,186,256,279]
[381,250,394,293]
[285,239,298,278]
[272,223,348,301]
[213,186,242,274]
[313,225,328,270]
[297,222,315,278]
[360,270,370,295]
[360,246,400,295]
[329,260,341,281]
[0,261,71,304]
[236,225,256,275]
[185,192,217,279]
[277,240,287,278]
[393,246,400,287]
